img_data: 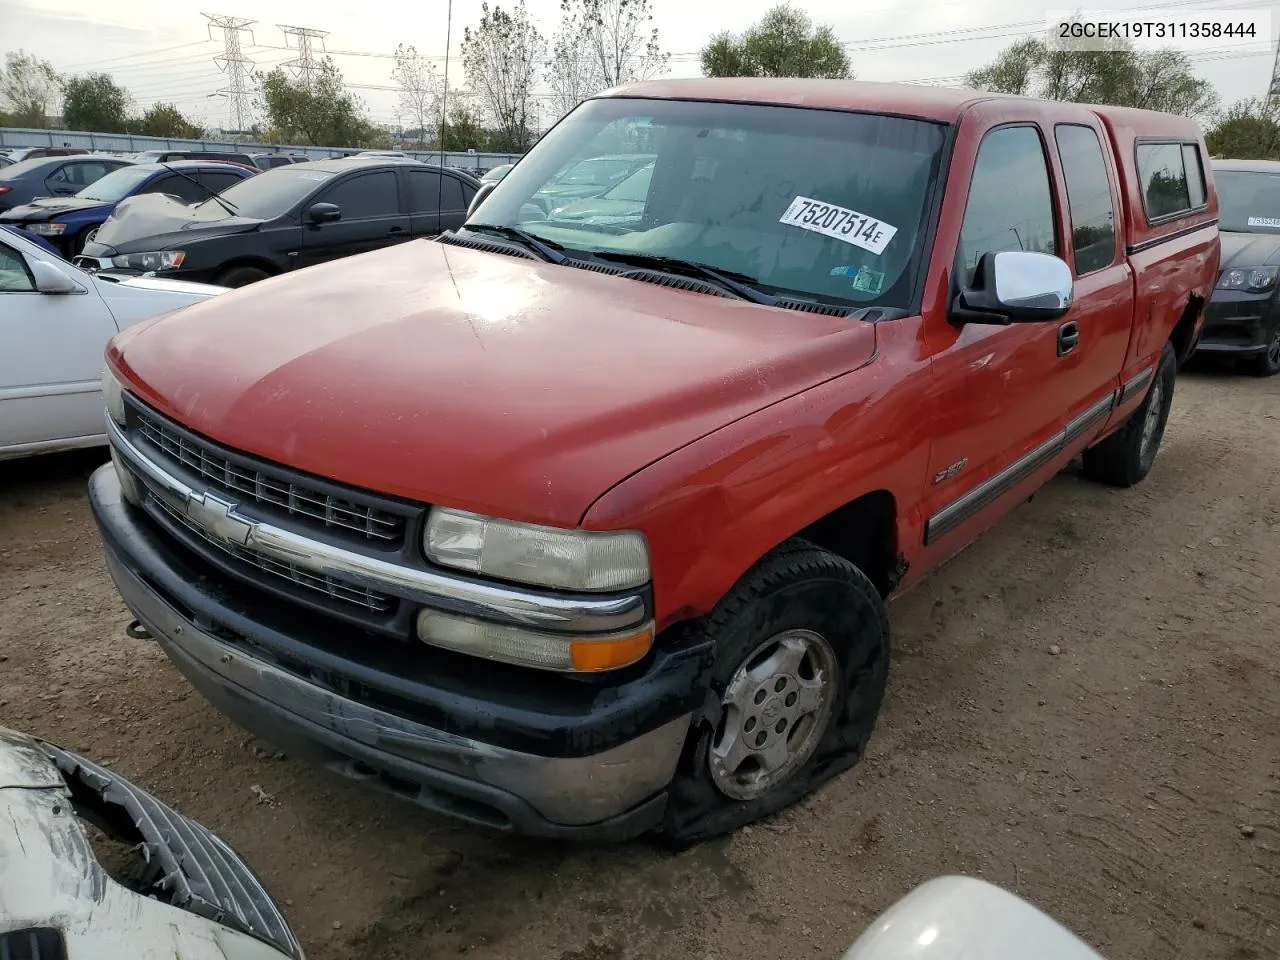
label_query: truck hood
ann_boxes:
[1220,230,1280,268]
[0,196,108,222]
[111,239,878,527]
[86,193,262,256]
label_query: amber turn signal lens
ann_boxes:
[569,629,654,672]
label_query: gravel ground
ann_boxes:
[1,368,1277,960]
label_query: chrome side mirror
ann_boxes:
[952,250,1074,324]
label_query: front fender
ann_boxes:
[581,317,933,631]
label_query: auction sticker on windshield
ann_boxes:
[779,197,898,255]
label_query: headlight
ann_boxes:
[416,608,654,672]
[1217,265,1278,293]
[102,365,127,425]
[423,507,650,592]
[25,222,67,236]
[110,250,186,272]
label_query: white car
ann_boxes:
[844,875,1104,960]
[0,226,226,461]
[0,726,301,959]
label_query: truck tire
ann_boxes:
[1251,323,1280,377]
[1082,341,1176,488]
[659,539,890,847]
[215,265,271,288]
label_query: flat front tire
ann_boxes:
[660,539,890,846]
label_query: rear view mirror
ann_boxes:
[952,250,1073,324]
[29,259,82,294]
[467,181,497,220]
[307,202,341,225]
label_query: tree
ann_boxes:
[439,103,488,151]
[569,0,667,89]
[61,73,132,133]
[701,4,851,79]
[0,51,61,128]
[1207,98,1280,160]
[137,102,203,139]
[546,25,600,122]
[965,34,1218,122]
[462,1,545,151]
[391,44,441,148]
[257,57,379,147]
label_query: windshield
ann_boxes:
[473,98,947,308]
[1216,170,1280,232]
[77,165,157,202]
[192,166,335,220]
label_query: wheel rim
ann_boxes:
[708,628,839,801]
[1267,328,1280,368]
[1139,377,1164,458]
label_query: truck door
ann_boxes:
[919,120,1073,546]
[1043,121,1134,434]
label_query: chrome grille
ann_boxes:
[150,493,396,614]
[135,411,404,544]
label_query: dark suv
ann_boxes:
[77,158,480,287]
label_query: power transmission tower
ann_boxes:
[204,13,256,133]
[278,25,328,88]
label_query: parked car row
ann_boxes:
[0,160,257,257]
[73,157,480,286]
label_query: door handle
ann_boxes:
[1057,320,1080,357]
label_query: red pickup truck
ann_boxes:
[91,80,1219,845]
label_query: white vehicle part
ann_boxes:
[0,728,301,960]
[0,228,225,459]
[844,876,1104,960]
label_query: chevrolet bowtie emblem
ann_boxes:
[186,491,253,545]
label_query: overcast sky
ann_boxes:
[2,0,1277,131]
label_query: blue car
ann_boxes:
[0,160,256,258]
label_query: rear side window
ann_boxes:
[317,171,398,219]
[144,174,205,204]
[197,171,245,194]
[958,126,1058,285]
[1054,125,1117,275]
[1136,142,1207,221]
[1182,144,1206,207]
[405,169,443,213]
[440,176,466,211]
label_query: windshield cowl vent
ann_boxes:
[774,298,854,317]
[436,231,538,260]
[615,269,732,298]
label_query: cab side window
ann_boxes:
[1135,141,1207,221]
[958,126,1058,285]
[1054,125,1118,275]
[0,244,35,293]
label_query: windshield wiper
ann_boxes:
[464,223,566,264]
[164,164,239,216]
[584,251,775,305]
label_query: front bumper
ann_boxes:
[1196,293,1280,355]
[90,465,704,840]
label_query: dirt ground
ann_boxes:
[1,367,1277,960]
